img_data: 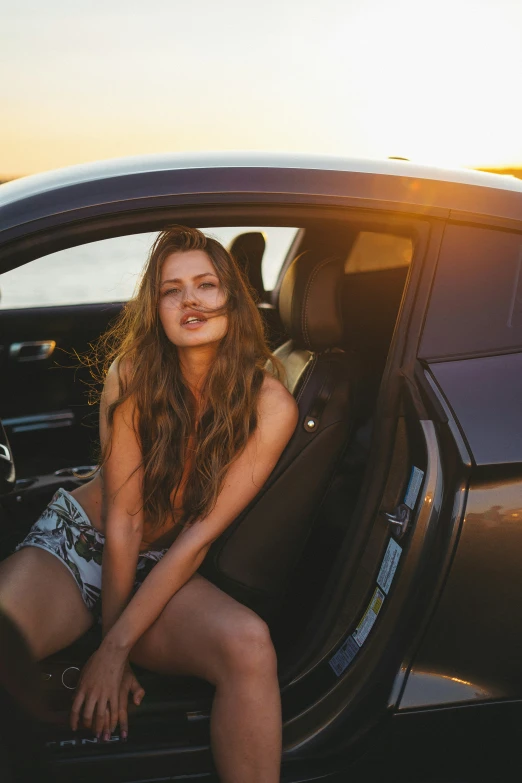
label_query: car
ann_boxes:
[0,152,521,782]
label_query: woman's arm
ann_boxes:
[98,359,145,639]
[103,377,298,655]
[70,359,146,737]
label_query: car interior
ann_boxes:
[0,210,416,752]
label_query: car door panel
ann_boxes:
[0,302,123,477]
[427,353,522,466]
[399,467,522,707]
[396,223,522,712]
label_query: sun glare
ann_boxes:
[349,1,522,169]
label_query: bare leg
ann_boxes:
[0,548,94,661]
[130,573,281,783]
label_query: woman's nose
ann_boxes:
[181,287,197,306]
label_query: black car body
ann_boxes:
[0,153,521,781]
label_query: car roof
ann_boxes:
[1,152,522,238]
[2,151,522,203]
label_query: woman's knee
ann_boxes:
[0,547,94,661]
[217,613,277,681]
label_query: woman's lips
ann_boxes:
[180,312,208,329]
[181,319,207,330]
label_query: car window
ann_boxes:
[345,232,413,274]
[0,226,299,310]
[206,226,299,290]
[419,224,522,359]
[0,233,158,310]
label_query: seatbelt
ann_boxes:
[303,357,337,433]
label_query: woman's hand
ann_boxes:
[70,642,143,740]
[117,660,145,740]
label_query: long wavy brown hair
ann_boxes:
[87,225,282,532]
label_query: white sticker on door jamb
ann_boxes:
[328,634,360,677]
[377,538,402,595]
[404,466,424,510]
[353,587,385,648]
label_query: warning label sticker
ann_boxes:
[353,587,385,648]
[329,634,359,677]
[404,466,424,510]
[377,538,402,595]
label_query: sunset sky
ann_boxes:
[2,0,522,178]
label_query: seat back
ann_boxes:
[229,231,266,302]
[199,252,362,620]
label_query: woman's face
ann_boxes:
[158,250,228,349]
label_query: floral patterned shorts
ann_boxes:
[14,488,169,625]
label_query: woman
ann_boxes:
[0,226,298,783]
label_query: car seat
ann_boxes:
[199,251,364,621]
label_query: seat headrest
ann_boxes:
[230,231,266,300]
[278,252,344,351]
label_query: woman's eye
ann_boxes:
[199,282,216,289]
[162,288,180,296]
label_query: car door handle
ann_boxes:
[9,341,56,362]
[3,410,74,433]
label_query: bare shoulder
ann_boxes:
[258,373,299,434]
[103,356,133,402]
[100,357,137,436]
[99,356,140,450]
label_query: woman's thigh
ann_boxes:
[129,573,276,685]
[0,547,94,661]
